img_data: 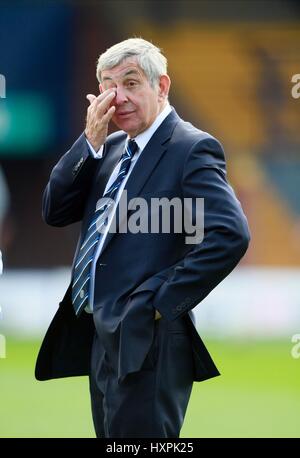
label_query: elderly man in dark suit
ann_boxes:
[35,38,250,438]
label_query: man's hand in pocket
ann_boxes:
[155,310,162,320]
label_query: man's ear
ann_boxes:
[158,74,171,100]
[99,83,103,94]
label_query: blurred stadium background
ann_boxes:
[0,0,300,437]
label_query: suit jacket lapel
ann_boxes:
[100,108,180,256]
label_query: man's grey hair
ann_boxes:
[96,38,167,88]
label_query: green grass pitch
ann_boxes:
[0,338,299,437]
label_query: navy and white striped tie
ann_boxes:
[72,139,138,316]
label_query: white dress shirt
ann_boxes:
[85,103,172,312]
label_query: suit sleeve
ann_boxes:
[42,133,102,227]
[151,137,250,321]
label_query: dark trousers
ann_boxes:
[89,316,194,438]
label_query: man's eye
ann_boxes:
[126,80,137,88]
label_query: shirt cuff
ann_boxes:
[85,138,104,159]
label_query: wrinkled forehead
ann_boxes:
[101,58,146,83]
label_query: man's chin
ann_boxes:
[113,118,140,137]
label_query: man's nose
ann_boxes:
[114,87,128,105]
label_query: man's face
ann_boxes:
[100,58,168,138]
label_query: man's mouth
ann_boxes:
[116,111,135,118]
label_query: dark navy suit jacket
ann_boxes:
[35,108,250,383]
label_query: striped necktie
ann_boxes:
[72,139,138,316]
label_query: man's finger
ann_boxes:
[95,88,116,104]
[155,310,162,320]
[102,105,116,123]
[96,91,116,115]
[86,94,97,105]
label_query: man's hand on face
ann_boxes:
[84,89,116,152]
